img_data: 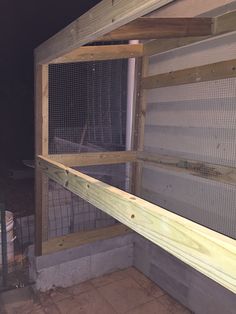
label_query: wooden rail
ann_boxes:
[42,224,131,255]
[52,44,144,64]
[138,152,236,187]
[48,151,138,167]
[37,154,236,293]
[142,58,236,89]
[96,17,212,42]
[35,0,174,64]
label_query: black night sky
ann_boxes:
[0,0,101,165]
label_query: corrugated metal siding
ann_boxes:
[142,33,236,239]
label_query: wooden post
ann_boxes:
[132,56,149,196]
[35,64,49,256]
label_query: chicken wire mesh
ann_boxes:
[47,57,128,239]
[143,77,236,240]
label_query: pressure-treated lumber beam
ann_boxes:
[35,64,49,256]
[138,152,236,187]
[144,10,236,57]
[48,151,138,167]
[37,155,236,293]
[42,224,131,255]
[213,10,236,35]
[35,0,174,64]
[132,57,149,196]
[96,17,212,42]
[142,58,236,89]
[143,36,210,56]
[52,44,144,64]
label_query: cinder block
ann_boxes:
[28,233,134,292]
[91,244,133,278]
[35,256,91,291]
[133,235,151,277]
[150,263,189,307]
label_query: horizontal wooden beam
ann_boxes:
[97,17,212,42]
[213,10,236,35]
[37,155,236,293]
[142,58,236,89]
[35,0,174,64]
[52,44,144,64]
[48,151,137,167]
[143,36,210,56]
[42,224,131,255]
[138,152,236,187]
[144,11,236,57]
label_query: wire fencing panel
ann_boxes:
[47,58,128,239]
[142,35,236,240]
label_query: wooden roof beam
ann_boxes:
[95,17,213,42]
[51,44,144,64]
[35,0,174,64]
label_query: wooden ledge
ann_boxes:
[42,224,131,255]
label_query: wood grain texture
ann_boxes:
[52,44,144,64]
[48,151,138,167]
[132,57,149,196]
[42,224,131,255]
[213,10,236,35]
[97,17,212,41]
[146,0,234,18]
[35,0,174,64]
[37,155,236,293]
[142,58,236,89]
[138,152,236,187]
[143,36,209,56]
[35,64,49,255]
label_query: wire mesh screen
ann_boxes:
[48,58,128,239]
[49,59,128,154]
[48,163,127,239]
[143,77,236,240]
[0,177,34,291]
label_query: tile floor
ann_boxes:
[1,267,191,314]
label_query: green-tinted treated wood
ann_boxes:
[213,10,236,35]
[97,17,212,42]
[52,44,144,64]
[48,151,138,167]
[143,36,209,56]
[144,10,236,57]
[35,64,49,256]
[42,224,131,255]
[37,155,236,293]
[142,58,236,89]
[138,152,236,187]
[35,0,174,64]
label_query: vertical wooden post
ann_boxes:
[35,64,49,256]
[132,56,149,196]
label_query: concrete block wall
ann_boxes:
[133,234,236,314]
[28,233,134,292]
[28,231,235,313]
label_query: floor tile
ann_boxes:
[56,289,116,314]
[49,288,72,303]
[91,269,127,288]
[97,277,154,314]
[67,280,94,296]
[0,287,34,314]
[43,303,60,314]
[126,299,173,314]
[158,295,191,313]
[124,267,165,298]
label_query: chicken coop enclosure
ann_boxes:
[32,1,236,313]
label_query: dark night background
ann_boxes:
[0,0,101,166]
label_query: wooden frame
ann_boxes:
[35,0,236,293]
[37,153,236,293]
